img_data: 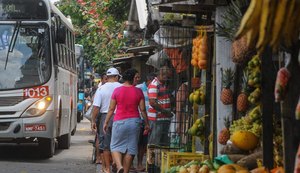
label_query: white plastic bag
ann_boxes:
[146,50,169,69]
[153,26,193,48]
[84,105,93,122]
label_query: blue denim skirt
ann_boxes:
[110,118,141,155]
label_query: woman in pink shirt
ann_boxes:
[103,68,150,173]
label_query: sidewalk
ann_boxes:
[95,162,147,173]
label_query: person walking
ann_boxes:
[103,68,150,173]
[93,72,108,165]
[135,73,156,172]
[91,67,122,173]
[98,72,108,88]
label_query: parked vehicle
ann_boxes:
[0,0,77,158]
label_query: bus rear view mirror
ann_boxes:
[56,26,66,44]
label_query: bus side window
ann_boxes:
[56,25,66,44]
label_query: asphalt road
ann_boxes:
[0,118,96,173]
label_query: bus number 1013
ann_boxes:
[23,86,49,98]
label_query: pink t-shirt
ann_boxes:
[112,85,144,121]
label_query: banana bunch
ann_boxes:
[235,0,300,53]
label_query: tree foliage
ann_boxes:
[56,0,130,73]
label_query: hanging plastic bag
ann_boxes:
[169,112,180,148]
[274,67,290,102]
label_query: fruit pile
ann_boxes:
[273,120,284,167]
[191,29,208,69]
[229,105,262,138]
[236,54,262,112]
[246,55,261,89]
[248,87,261,105]
[167,154,286,173]
[168,159,251,173]
[189,86,206,105]
[235,54,261,113]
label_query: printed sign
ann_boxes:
[23,86,49,98]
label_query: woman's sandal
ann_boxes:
[136,167,146,172]
[95,160,102,164]
[117,167,124,173]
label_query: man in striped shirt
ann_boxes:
[147,66,173,147]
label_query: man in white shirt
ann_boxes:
[98,72,108,88]
[92,67,122,173]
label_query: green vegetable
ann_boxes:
[168,166,178,173]
[213,160,222,170]
[184,160,199,168]
[202,159,214,170]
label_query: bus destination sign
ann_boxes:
[0,0,48,20]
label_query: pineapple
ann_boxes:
[216,0,252,64]
[218,116,230,145]
[221,68,234,105]
[237,70,249,112]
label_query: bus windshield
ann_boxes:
[0,23,51,90]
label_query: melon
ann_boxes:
[230,131,259,151]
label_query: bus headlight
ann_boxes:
[22,96,52,117]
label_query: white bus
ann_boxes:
[0,0,77,158]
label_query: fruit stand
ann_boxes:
[143,0,300,172]
[214,0,300,172]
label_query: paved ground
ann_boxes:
[0,118,96,173]
[95,157,147,173]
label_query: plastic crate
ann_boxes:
[161,152,208,173]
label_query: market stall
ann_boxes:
[143,0,300,172]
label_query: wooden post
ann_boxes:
[211,34,218,158]
[204,33,213,155]
[261,48,275,169]
[232,65,241,119]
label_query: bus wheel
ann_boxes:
[38,138,55,158]
[71,124,76,136]
[57,132,71,149]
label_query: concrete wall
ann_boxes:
[215,6,235,155]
